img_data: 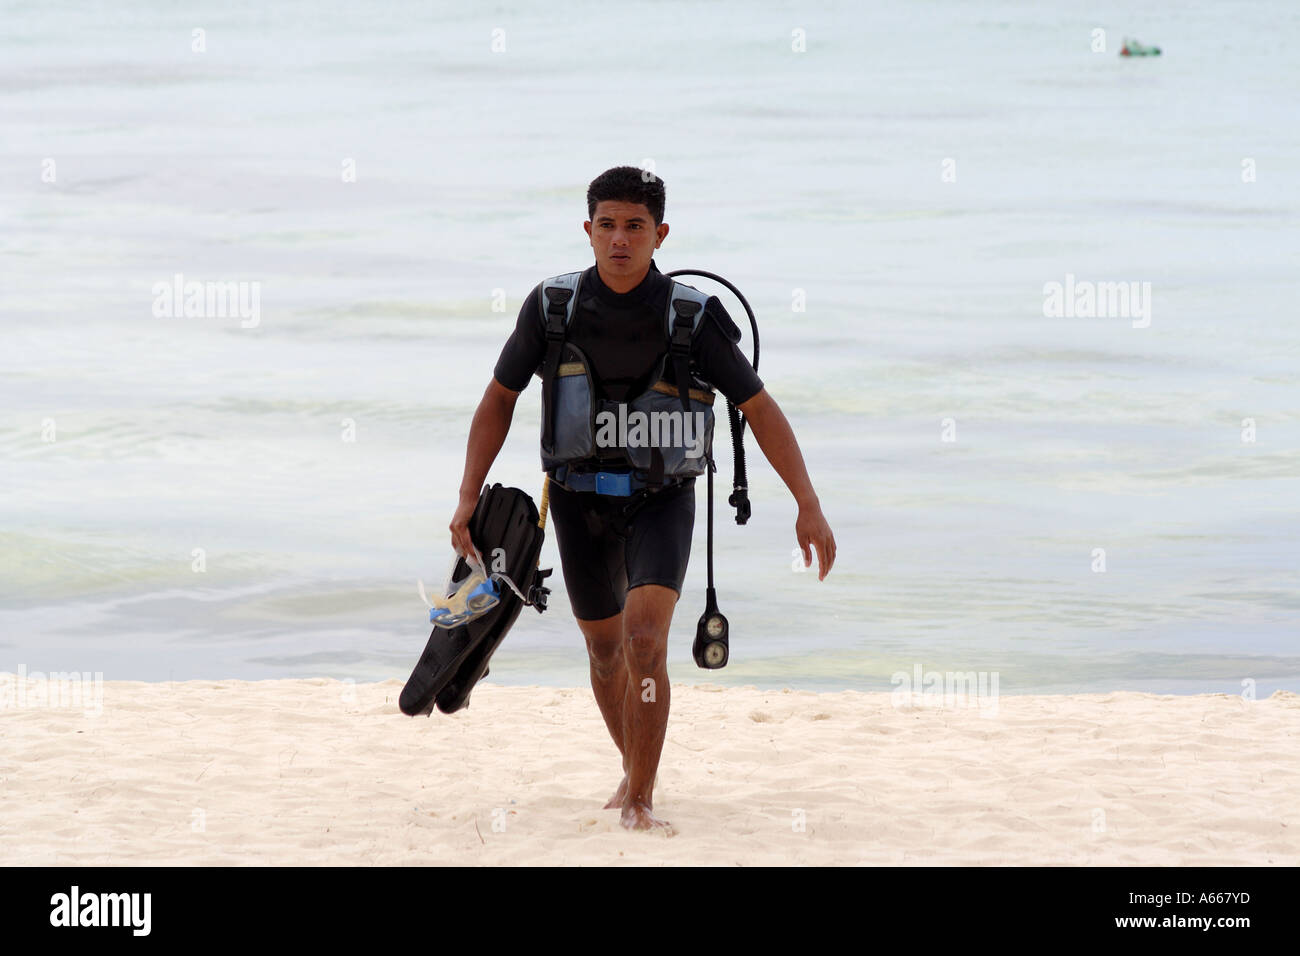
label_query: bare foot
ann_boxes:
[603,774,629,810]
[620,799,674,833]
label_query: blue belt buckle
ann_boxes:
[595,471,632,496]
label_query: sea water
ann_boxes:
[2,0,1298,694]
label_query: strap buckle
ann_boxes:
[594,471,633,496]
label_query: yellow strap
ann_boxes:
[649,380,715,405]
[538,475,550,530]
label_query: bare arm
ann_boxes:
[449,378,520,562]
[736,388,836,580]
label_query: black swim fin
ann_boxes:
[399,484,549,717]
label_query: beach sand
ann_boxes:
[1,678,1296,866]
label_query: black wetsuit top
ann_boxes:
[493,259,763,406]
[495,260,759,618]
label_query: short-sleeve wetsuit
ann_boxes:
[492,259,762,620]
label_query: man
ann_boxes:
[451,167,835,831]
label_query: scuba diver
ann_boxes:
[449,166,836,831]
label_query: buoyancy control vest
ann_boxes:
[538,270,718,487]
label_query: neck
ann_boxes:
[597,262,650,294]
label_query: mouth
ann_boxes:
[610,253,631,262]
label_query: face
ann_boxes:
[584,200,669,281]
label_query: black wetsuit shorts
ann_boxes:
[547,478,696,621]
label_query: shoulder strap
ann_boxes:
[539,272,584,328]
[664,281,712,415]
[539,271,584,454]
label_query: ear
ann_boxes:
[655,222,669,246]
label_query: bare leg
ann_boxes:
[618,584,677,831]
[576,613,630,807]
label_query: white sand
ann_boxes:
[1,678,1296,865]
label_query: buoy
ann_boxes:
[1120,37,1161,57]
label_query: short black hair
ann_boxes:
[586,166,665,226]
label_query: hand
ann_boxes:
[448,494,483,568]
[796,503,836,580]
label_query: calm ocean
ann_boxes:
[3,1,1298,694]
